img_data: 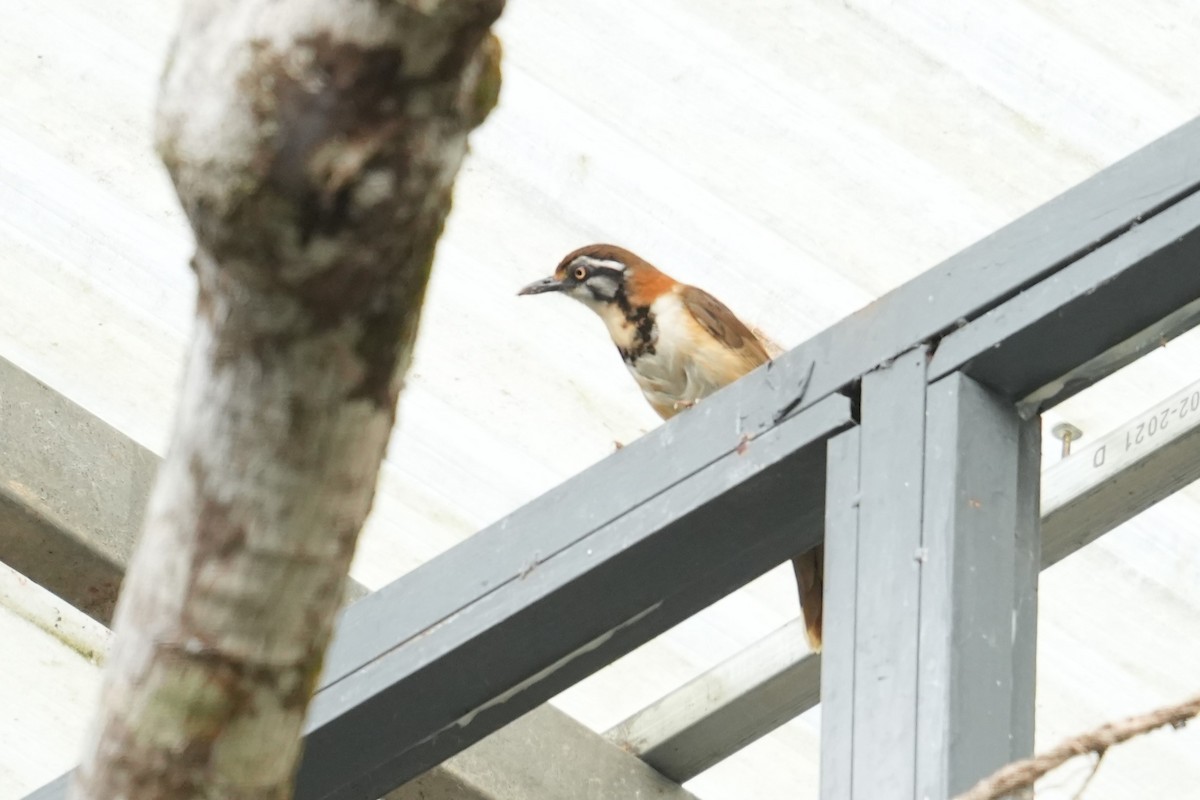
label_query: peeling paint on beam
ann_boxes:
[453,603,661,731]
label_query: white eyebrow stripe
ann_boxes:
[574,256,627,273]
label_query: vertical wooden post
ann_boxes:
[822,351,1040,800]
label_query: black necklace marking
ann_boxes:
[614,289,657,365]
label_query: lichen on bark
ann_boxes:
[71,1,505,798]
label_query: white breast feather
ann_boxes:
[626,293,727,410]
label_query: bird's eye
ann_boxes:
[573,266,588,281]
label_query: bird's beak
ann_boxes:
[517,276,564,296]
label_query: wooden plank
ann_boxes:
[820,428,862,800]
[606,619,819,782]
[914,373,1040,797]
[929,191,1200,412]
[1011,397,1041,759]
[850,347,928,798]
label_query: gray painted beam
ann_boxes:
[849,348,928,799]
[608,375,1200,785]
[1012,384,1042,760]
[819,427,861,800]
[914,373,1040,798]
[296,395,851,800]
[606,618,821,782]
[829,363,1039,800]
[929,191,1200,413]
[1019,294,1200,421]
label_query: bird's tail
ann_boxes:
[792,546,824,653]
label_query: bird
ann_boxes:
[519,243,824,652]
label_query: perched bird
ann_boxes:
[519,244,824,652]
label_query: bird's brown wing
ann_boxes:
[679,285,771,370]
[683,285,823,651]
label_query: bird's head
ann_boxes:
[518,244,672,314]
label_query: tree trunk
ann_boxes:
[71,1,504,797]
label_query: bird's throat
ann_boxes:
[590,298,657,365]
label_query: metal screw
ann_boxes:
[1051,422,1083,458]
